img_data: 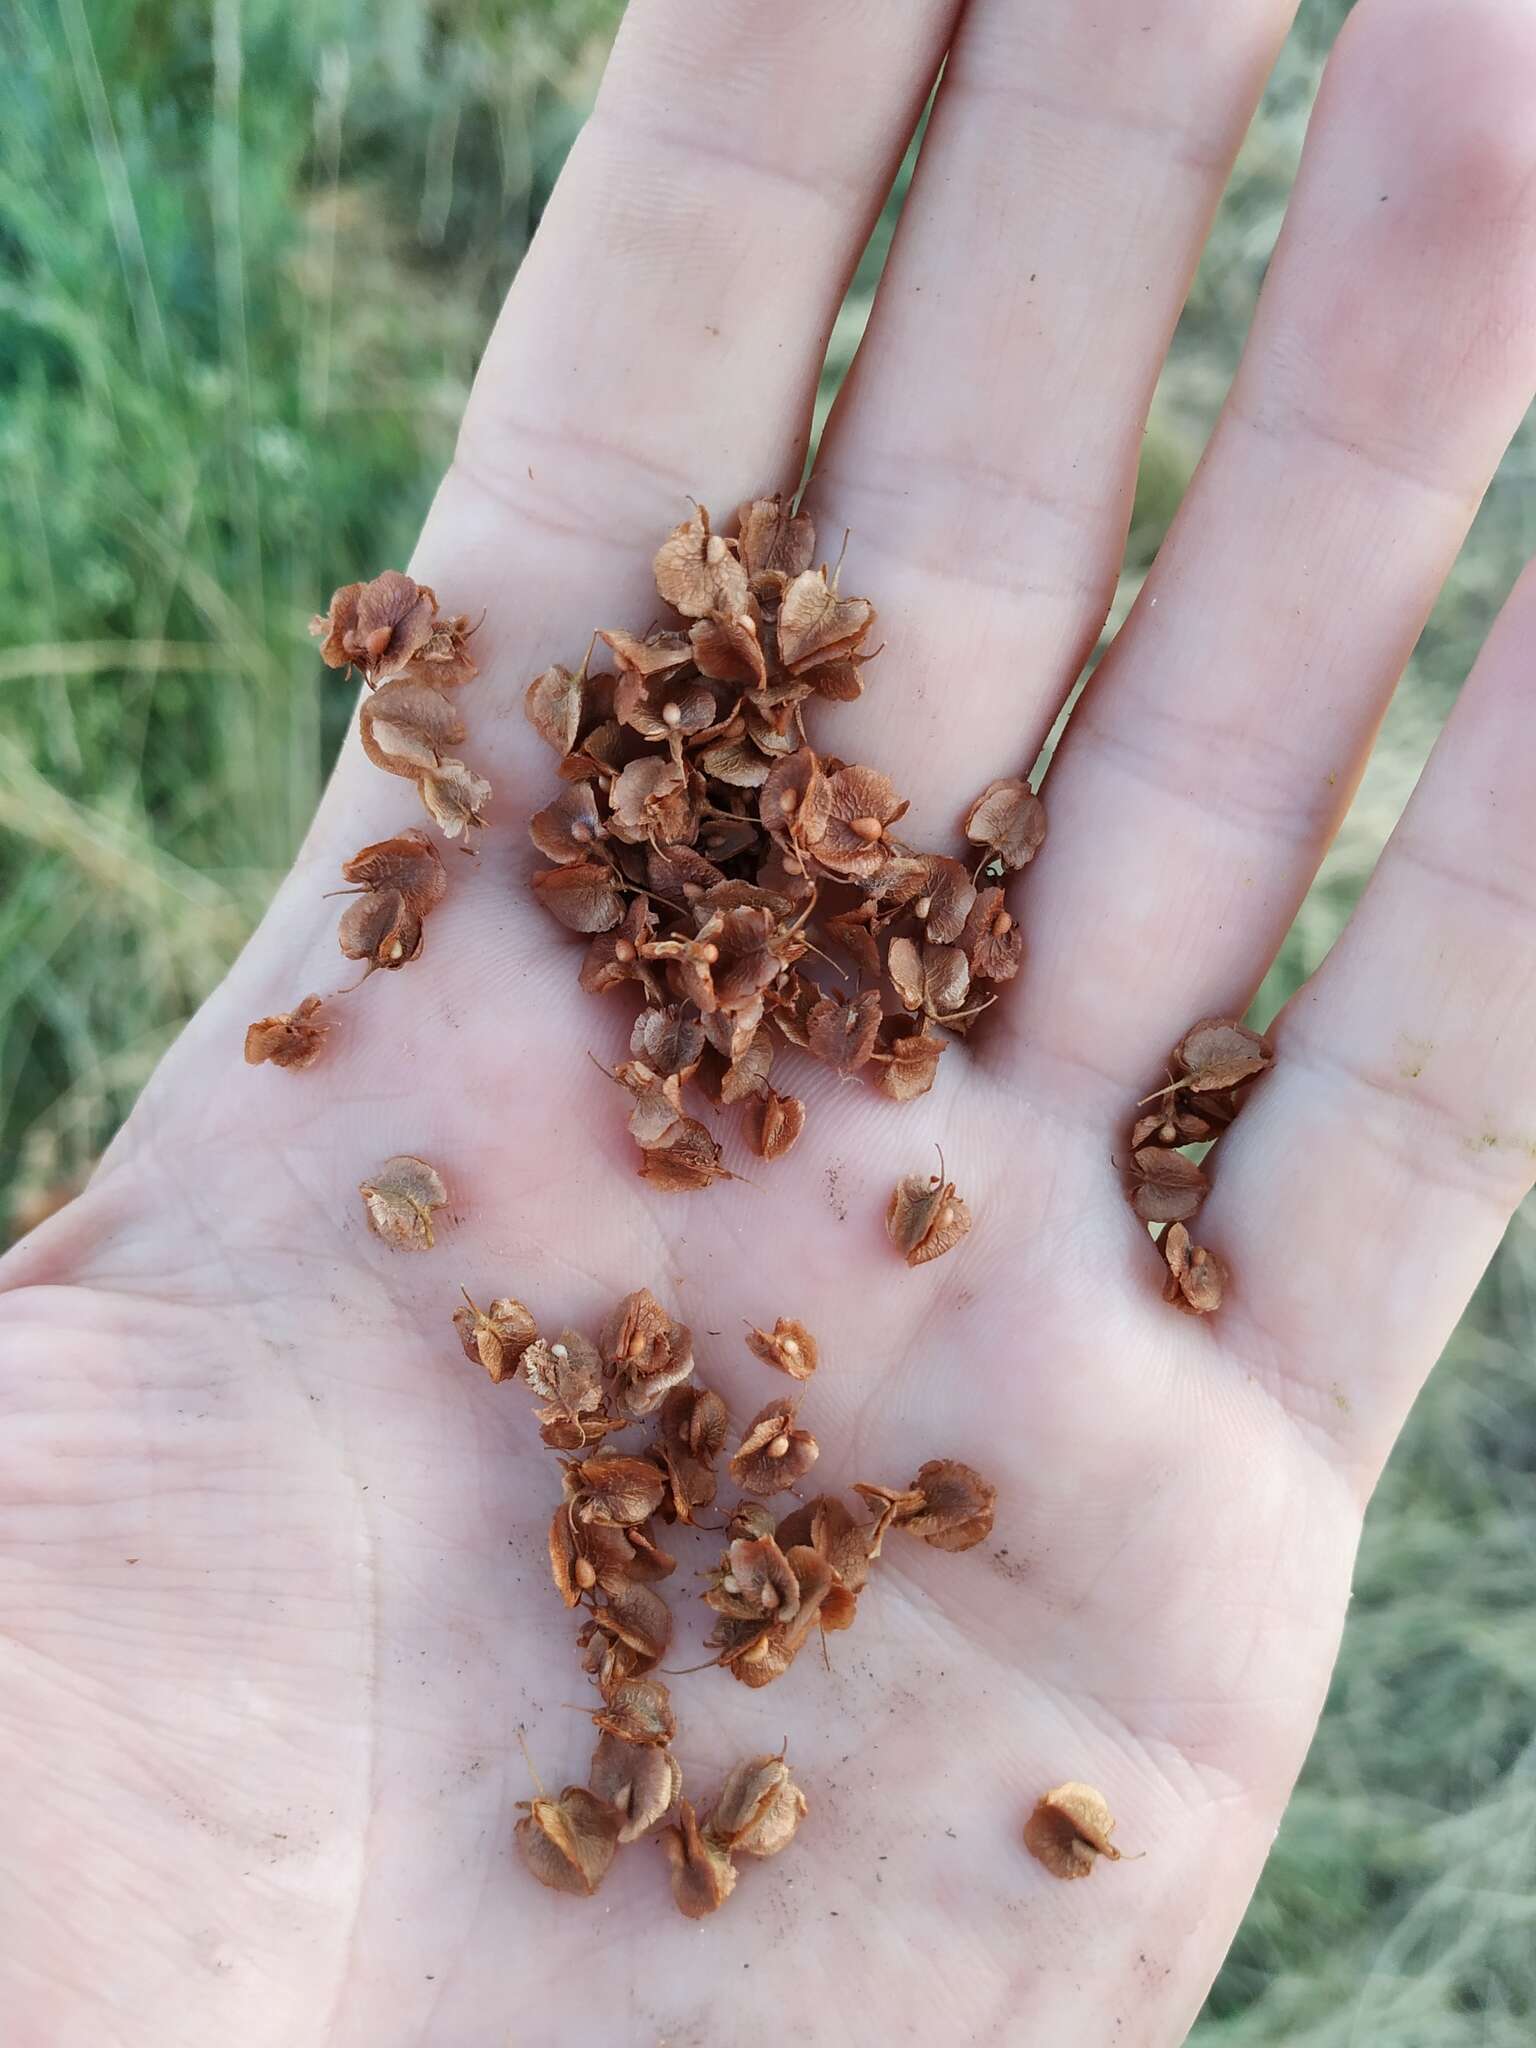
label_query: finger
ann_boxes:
[804,0,1298,817]
[1196,552,1536,1474]
[416,0,960,715]
[1013,0,1536,1097]
[250,5,961,998]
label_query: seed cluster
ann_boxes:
[244,572,488,1068]
[522,499,1046,1185]
[249,495,1185,1909]
[1123,1016,1274,1314]
[457,1282,995,1912]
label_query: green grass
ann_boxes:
[3,3,1534,2037]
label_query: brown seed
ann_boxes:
[963,776,1047,871]
[704,1534,802,1624]
[418,757,491,842]
[655,1382,727,1524]
[311,571,438,687]
[661,1799,738,1918]
[806,990,882,1075]
[564,1451,669,1529]
[359,1155,447,1252]
[886,1171,973,1267]
[600,1288,695,1420]
[1172,1016,1273,1094]
[337,830,447,970]
[776,566,875,674]
[588,1579,672,1671]
[874,1030,947,1103]
[728,1399,819,1497]
[735,494,816,585]
[745,1316,819,1382]
[1161,1222,1227,1315]
[588,1731,681,1843]
[1128,1146,1209,1225]
[961,886,1023,984]
[516,1784,622,1897]
[745,1088,806,1161]
[532,860,625,934]
[1023,1783,1126,1881]
[652,505,749,619]
[244,994,329,1071]
[591,1675,677,1747]
[855,1459,997,1555]
[452,1291,537,1382]
[524,661,587,756]
[775,1494,876,1598]
[358,676,464,778]
[636,1116,735,1193]
[710,1543,839,1688]
[704,1754,808,1860]
[522,1329,610,1441]
[529,782,604,865]
[815,766,907,880]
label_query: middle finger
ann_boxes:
[807,0,1298,820]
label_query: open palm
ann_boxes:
[8,1,1536,2042]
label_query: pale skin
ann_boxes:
[7,0,1536,2041]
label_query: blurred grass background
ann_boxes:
[3,1,1534,2037]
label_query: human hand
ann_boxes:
[7,1,1536,2042]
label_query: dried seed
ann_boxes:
[815,766,907,880]
[745,1088,806,1160]
[736,494,816,585]
[591,1675,676,1747]
[656,1383,727,1523]
[806,990,882,1075]
[874,1029,947,1103]
[311,571,438,687]
[776,567,875,674]
[453,1291,537,1382]
[1023,1783,1125,1880]
[653,506,749,619]
[532,860,625,934]
[1161,1222,1226,1315]
[524,662,587,756]
[564,1451,669,1528]
[336,829,447,970]
[775,1493,875,1598]
[728,1399,819,1497]
[516,1785,622,1897]
[855,1459,996,1555]
[419,757,491,842]
[711,1544,838,1688]
[961,886,1023,984]
[636,1116,735,1192]
[704,1755,807,1859]
[1173,1017,1273,1094]
[1128,1146,1209,1225]
[589,1579,672,1670]
[704,1534,802,1623]
[745,1316,818,1382]
[588,1731,681,1843]
[886,1171,973,1267]
[358,677,464,777]
[963,776,1047,871]
[359,1155,447,1252]
[411,611,479,689]
[661,1799,738,1918]
[244,994,329,1071]
[600,1289,695,1420]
